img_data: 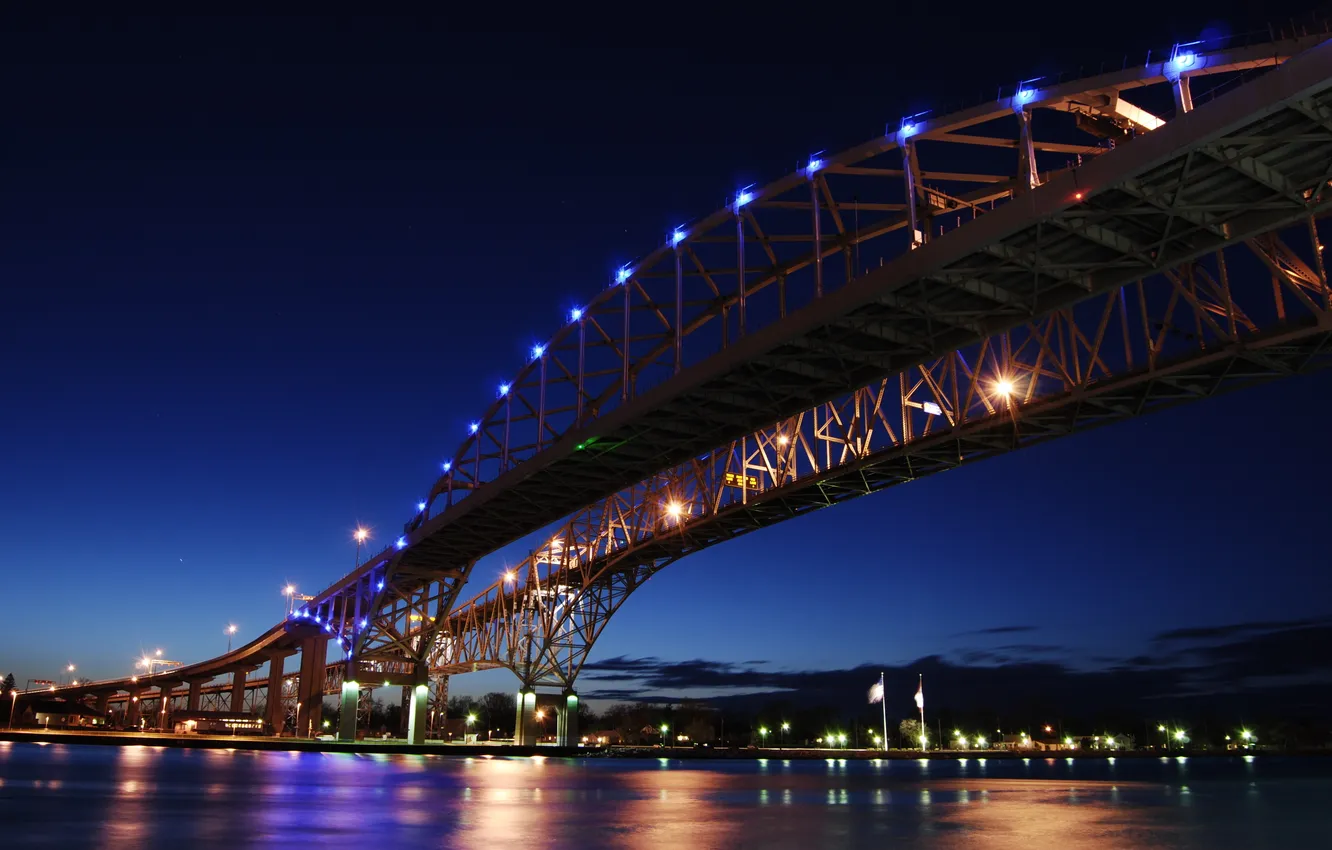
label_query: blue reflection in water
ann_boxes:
[0,744,1328,848]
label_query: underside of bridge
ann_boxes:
[22,26,1332,747]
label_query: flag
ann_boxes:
[914,680,924,711]
[868,678,884,704]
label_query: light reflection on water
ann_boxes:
[0,744,1327,848]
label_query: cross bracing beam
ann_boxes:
[288,33,1332,673]
[425,219,1332,689]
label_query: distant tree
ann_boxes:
[447,694,478,718]
[480,692,516,737]
[1,673,14,696]
[899,718,923,748]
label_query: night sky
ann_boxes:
[3,8,1331,714]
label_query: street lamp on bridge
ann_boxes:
[226,624,238,653]
[353,527,370,567]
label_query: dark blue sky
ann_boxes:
[3,8,1330,705]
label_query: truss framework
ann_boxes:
[429,219,1332,689]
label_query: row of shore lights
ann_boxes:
[405,44,1214,543]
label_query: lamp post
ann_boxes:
[226,624,238,653]
[661,723,669,748]
[781,721,790,750]
[8,690,17,730]
[353,527,370,567]
[65,664,76,685]
[466,713,476,741]
[1158,724,1168,750]
[759,726,768,748]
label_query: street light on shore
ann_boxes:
[781,721,790,750]
[661,723,669,748]
[759,727,768,747]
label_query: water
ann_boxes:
[0,743,1328,848]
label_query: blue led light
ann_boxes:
[377,581,384,590]
[1173,50,1195,69]
[469,422,479,434]
[735,189,754,208]
[900,121,918,138]
[498,383,510,396]
[442,459,452,472]
[299,609,308,618]
[314,615,321,623]
[323,623,332,632]
[360,618,368,629]
[416,501,426,512]
[570,307,583,321]
[671,228,686,246]
[395,536,407,549]
[805,157,823,176]
[615,266,631,285]
[1017,88,1034,103]
[531,343,545,359]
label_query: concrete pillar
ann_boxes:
[187,680,203,712]
[126,690,142,728]
[406,667,429,746]
[229,671,247,713]
[157,683,177,731]
[514,689,537,746]
[338,677,359,742]
[95,693,110,716]
[265,655,287,735]
[557,691,579,747]
[297,635,328,738]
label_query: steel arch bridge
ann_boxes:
[24,24,1332,747]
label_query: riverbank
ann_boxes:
[1,729,1321,760]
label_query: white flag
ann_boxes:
[914,680,924,711]
[868,679,884,704]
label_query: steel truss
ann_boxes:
[288,30,1332,683]
[430,217,1332,690]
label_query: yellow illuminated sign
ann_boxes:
[723,472,759,489]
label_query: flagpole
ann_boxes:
[918,673,926,753]
[879,672,887,752]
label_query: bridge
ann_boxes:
[19,25,1332,748]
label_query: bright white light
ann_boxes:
[469,422,479,434]
[776,435,789,446]
[671,228,686,246]
[416,501,426,512]
[616,266,631,284]
[736,189,754,208]
[498,383,510,396]
[1173,50,1195,69]
[531,344,545,359]
[665,501,684,519]
[504,571,516,583]
[442,460,452,472]
[994,378,1015,397]
[922,401,942,416]
[284,585,295,596]
[570,307,583,321]
[353,528,369,543]
[900,121,918,138]
[805,157,823,175]
[395,536,407,549]
[1017,88,1034,102]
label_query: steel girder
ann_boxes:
[293,30,1332,674]
[426,219,1332,689]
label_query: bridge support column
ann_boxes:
[296,636,327,738]
[557,691,579,747]
[187,680,203,712]
[95,693,110,716]
[340,668,362,740]
[514,688,538,747]
[405,667,430,746]
[266,655,286,735]
[126,691,141,728]
[229,671,247,713]
[156,683,177,731]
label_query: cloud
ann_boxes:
[1151,617,1329,643]
[577,616,1332,722]
[953,625,1038,636]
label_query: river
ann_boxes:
[0,742,1327,847]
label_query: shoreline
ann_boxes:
[0,729,1320,761]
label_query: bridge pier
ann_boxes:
[95,693,109,717]
[296,636,327,737]
[229,671,247,713]
[337,657,359,742]
[126,690,141,728]
[513,688,538,746]
[156,682,177,731]
[405,667,429,746]
[265,654,287,735]
[187,679,205,712]
[557,691,579,747]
